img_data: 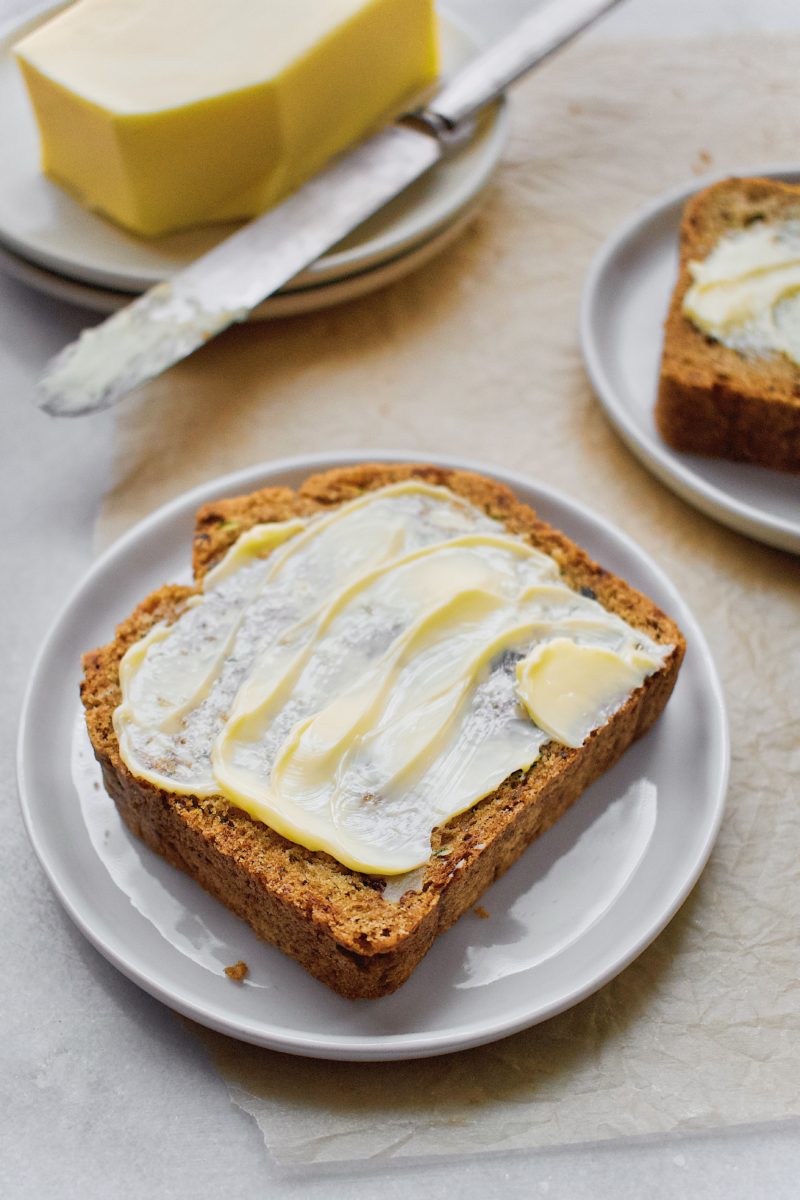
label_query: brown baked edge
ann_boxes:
[656,368,800,472]
[82,464,685,999]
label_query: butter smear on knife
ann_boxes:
[15,0,439,237]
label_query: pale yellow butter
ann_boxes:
[15,0,439,236]
[516,638,662,749]
[113,483,669,875]
[682,220,800,366]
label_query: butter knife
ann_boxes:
[38,0,622,416]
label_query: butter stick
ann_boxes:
[15,0,439,237]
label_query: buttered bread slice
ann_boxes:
[657,177,800,472]
[82,464,685,999]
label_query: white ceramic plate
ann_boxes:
[0,6,507,295]
[18,451,728,1061]
[581,166,800,555]
[0,201,479,320]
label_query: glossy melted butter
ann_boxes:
[114,483,668,873]
[683,221,800,364]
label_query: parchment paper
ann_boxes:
[96,34,800,1163]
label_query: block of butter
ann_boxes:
[15,0,439,237]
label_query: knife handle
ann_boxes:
[420,0,623,129]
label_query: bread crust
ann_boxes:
[656,176,800,473]
[82,463,685,999]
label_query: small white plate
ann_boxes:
[17,452,728,1061]
[581,166,800,555]
[0,6,507,295]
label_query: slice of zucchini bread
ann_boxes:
[82,463,685,999]
[656,176,800,472]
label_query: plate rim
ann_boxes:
[0,4,508,294]
[16,449,730,1060]
[580,162,800,555]
[0,198,482,320]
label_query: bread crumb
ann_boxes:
[473,906,490,920]
[692,148,713,174]
[224,960,249,982]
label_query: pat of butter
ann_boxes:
[682,221,800,366]
[15,0,439,237]
[516,638,662,749]
[114,483,670,875]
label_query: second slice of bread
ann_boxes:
[81,463,685,999]
[656,176,800,473]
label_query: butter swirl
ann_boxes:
[114,483,667,873]
[683,220,800,365]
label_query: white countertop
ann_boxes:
[2,2,798,1197]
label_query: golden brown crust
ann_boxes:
[82,463,685,999]
[656,177,800,472]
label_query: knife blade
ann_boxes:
[37,0,622,417]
